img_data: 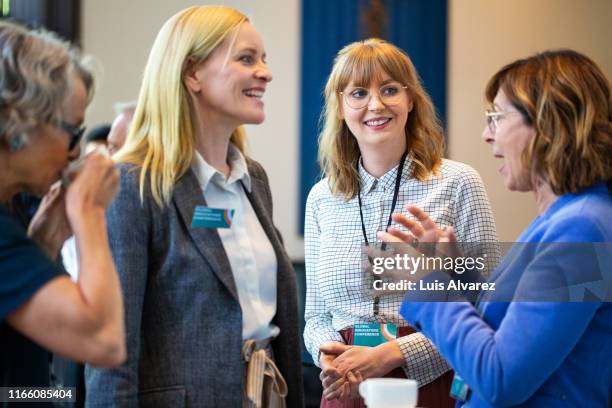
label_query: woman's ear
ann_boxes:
[183,57,203,94]
[407,95,414,113]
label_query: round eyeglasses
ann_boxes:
[340,82,408,110]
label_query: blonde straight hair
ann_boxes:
[318,38,444,200]
[115,5,249,207]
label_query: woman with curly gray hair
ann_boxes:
[0,21,125,387]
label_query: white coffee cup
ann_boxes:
[359,378,418,408]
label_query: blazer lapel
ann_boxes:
[173,169,239,301]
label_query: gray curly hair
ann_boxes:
[0,21,93,151]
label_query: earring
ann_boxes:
[8,135,25,152]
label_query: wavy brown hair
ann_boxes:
[318,38,444,200]
[485,49,612,194]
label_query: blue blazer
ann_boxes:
[401,184,611,407]
[85,160,304,407]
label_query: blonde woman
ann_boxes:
[85,6,303,407]
[304,39,498,407]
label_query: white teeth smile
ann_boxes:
[244,89,264,98]
[365,118,390,127]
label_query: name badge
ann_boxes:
[450,373,470,401]
[191,206,235,229]
[353,323,397,347]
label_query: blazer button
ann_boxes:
[560,394,567,401]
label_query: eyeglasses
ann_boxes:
[340,82,408,110]
[485,109,521,133]
[60,121,86,151]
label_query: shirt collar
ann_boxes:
[191,143,252,192]
[358,153,414,195]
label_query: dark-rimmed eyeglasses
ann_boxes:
[340,82,408,110]
[61,121,86,151]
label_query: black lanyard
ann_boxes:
[358,152,407,315]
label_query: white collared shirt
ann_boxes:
[191,144,278,341]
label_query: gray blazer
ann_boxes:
[85,160,304,407]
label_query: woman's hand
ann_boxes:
[343,370,364,400]
[319,342,351,400]
[65,152,119,225]
[380,204,450,244]
[331,341,404,380]
[322,370,364,401]
[319,342,367,402]
[27,181,72,258]
[319,341,404,401]
[374,205,462,283]
[321,341,404,401]
[365,242,432,287]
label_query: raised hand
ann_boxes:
[65,152,119,226]
[379,204,460,256]
[383,204,446,244]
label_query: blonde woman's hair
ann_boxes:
[318,38,444,200]
[115,5,249,207]
[485,49,612,195]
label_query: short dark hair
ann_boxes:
[85,124,111,143]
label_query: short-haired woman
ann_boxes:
[384,50,612,407]
[0,21,124,387]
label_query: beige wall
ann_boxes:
[81,0,612,259]
[447,0,612,241]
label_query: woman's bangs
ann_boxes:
[338,50,387,89]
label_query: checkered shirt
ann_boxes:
[304,157,499,387]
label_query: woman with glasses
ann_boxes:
[0,21,125,388]
[381,50,612,406]
[303,38,499,407]
[84,6,303,407]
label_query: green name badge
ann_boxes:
[450,373,470,401]
[353,323,397,347]
[191,206,235,229]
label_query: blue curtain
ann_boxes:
[299,0,448,233]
